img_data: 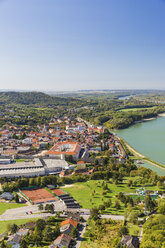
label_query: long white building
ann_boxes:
[0,158,69,178]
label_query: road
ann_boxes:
[74,215,89,248]
[0,201,66,221]
[100,214,124,220]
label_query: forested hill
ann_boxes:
[0,91,82,106]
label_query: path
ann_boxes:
[74,215,89,248]
[139,226,143,242]
[100,214,124,220]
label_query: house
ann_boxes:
[49,233,71,248]
[16,228,29,236]
[0,192,14,200]
[120,235,139,248]
[60,219,78,234]
[61,219,78,228]
[7,234,21,248]
[60,223,74,235]
[75,161,86,171]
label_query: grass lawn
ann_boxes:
[119,107,155,112]
[127,223,141,236]
[15,159,26,162]
[0,203,27,215]
[0,218,38,235]
[64,179,159,214]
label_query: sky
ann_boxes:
[0,0,165,91]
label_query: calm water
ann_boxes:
[118,95,136,100]
[116,116,165,175]
[135,161,165,176]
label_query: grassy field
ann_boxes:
[0,218,38,235]
[119,107,155,112]
[64,179,158,214]
[0,203,27,215]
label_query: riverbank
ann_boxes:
[134,112,165,125]
[158,112,165,117]
[120,137,165,172]
[134,117,156,124]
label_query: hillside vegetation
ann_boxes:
[140,214,165,248]
[0,91,81,107]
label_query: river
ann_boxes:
[116,116,165,176]
[118,95,136,100]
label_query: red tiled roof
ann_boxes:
[45,141,81,155]
[61,219,78,227]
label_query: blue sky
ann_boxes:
[0,0,165,91]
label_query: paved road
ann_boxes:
[74,222,87,248]
[100,214,124,220]
[0,201,66,221]
[0,201,125,222]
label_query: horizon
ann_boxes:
[0,88,165,93]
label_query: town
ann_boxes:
[0,115,126,178]
[0,109,164,248]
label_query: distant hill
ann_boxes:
[0,91,81,106]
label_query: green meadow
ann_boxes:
[64,179,159,214]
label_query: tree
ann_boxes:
[20,239,28,248]
[158,199,165,215]
[94,159,99,165]
[70,227,78,239]
[119,226,129,236]
[129,210,138,224]
[115,200,121,210]
[29,178,36,186]
[38,204,44,211]
[127,180,133,187]
[1,240,6,248]
[102,157,109,166]
[90,208,100,220]
[43,226,55,241]
[135,196,141,205]
[146,195,157,212]
[104,199,112,208]
[11,224,18,234]
[45,204,54,213]
[36,219,46,232]
[15,194,19,203]
[98,205,106,211]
